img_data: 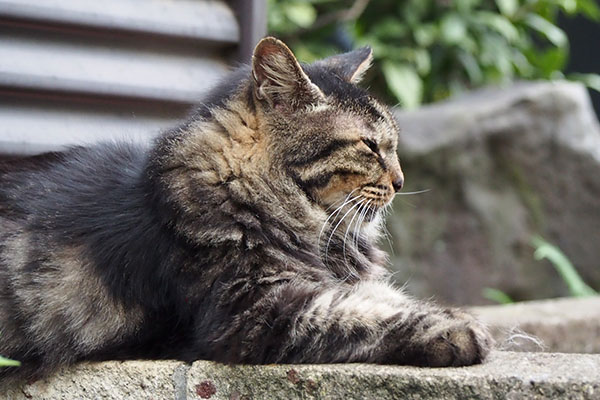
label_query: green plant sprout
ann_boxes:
[0,333,20,367]
[531,235,597,297]
[482,287,514,304]
[0,355,20,367]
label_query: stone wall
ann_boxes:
[388,81,600,305]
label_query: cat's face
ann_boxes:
[252,38,403,220]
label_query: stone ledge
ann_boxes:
[3,352,600,399]
[471,296,600,353]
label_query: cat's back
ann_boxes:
[0,142,149,225]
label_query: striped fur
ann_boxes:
[0,38,492,383]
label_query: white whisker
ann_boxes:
[343,199,364,264]
[395,189,431,196]
[318,190,360,253]
[325,198,362,265]
[354,199,372,248]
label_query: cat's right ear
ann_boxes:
[252,37,324,109]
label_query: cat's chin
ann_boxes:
[360,210,384,240]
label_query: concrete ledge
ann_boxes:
[471,297,600,353]
[4,352,600,399]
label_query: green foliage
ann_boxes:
[531,236,597,297]
[482,287,514,304]
[0,332,20,367]
[0,355,20,367]
[268,0,600,108]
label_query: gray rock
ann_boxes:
[388,81,600,305]
[471,296,600,353]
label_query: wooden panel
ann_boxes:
[0,0,239,44]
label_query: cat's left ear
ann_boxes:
[314,47,373,84]
[252,37,324,109]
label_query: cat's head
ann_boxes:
[251,37,403,219]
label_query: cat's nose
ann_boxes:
[390,162,404,192]
[392,176,404,192]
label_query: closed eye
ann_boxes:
[362,138,379,154]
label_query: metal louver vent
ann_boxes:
[0,0,266,155]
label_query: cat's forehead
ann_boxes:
[304,63,369,104]
[303,64,398,145]
[304,64,393,118]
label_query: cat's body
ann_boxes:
[0,38,491,383]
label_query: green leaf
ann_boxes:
[414,24,438,47]
[415,49,431,75]
[474,11,519,43]
[479,34,514,77]
[382,61,423,109]
[576,0,600,20]
[440,13,467,45]
[569,73,600,92]
[0,355,20,367]
[482,288,514,304]
[370,17,408,39]
[496,0,518,17]
[529,47,568,77]
[557,0,578,14]
[457,51,483,83]
[524,14,568,48]
[531,236,597,297]
[511,50,535,77]
[283,2,317,28]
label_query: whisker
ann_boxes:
[325,199,362,265]
[324,188,358,212]
[318,191,360,253]
[395,189,431,196]
[354,199,372,249]
[395,198,417,208]
[381,204,395,256]
[343,199,364,265]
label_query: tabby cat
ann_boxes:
[0,37,492,383]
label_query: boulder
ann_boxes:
[389,81,600,305]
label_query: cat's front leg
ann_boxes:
[206,279,493,367]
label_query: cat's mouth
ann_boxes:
[360,184,394,209]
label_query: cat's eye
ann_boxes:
[362,138,379,154]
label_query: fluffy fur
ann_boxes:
[0,37,492,383]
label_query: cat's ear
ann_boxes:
[252,37,324,109]
[315,47,373,84]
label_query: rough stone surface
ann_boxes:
[3,352,600,399]
[388,81,600,305]
[472,296,600,354]
[185,352,600,399]
[2,360,186,400]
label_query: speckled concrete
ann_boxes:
[2,351,600,399]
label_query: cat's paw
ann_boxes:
[416,310,494,367]
[383,309,494,367]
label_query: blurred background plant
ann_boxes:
[0,354,20,367]
[268,0,600,109]
[482,236,597,304]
